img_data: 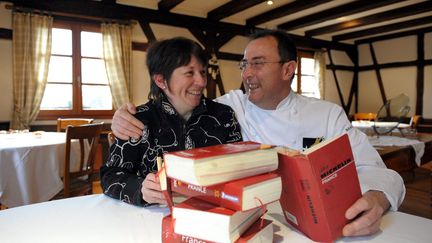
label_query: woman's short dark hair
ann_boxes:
[147,37,207,101]
[249,29,297,63]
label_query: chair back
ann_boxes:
[354,112,377,121]
[62,123,103,198]
[107,131,116,146]
[410,115,421,128]
[57,118,94,132]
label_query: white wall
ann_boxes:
[0,1,13,121]
[357,35,431,118]
[323,49,355,113]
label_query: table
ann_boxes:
[0,194,431,243]
[0,132,80,208]
[375,133,432,179]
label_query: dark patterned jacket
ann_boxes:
[100,95,242,206]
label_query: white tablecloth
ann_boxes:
[368,136,425,166]
[0,132,81,207]
[0,194,431,243]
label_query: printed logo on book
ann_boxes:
[320,158,353,184]
[221,192,239,202]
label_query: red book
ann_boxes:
[162,215,273,243]
[172,197,263,242]
[171,173,281,211]
[277,133,361,242]
[163,141,278,186]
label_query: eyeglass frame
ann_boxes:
[238,59,287,71]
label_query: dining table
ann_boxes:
[0,194,431,243]
[0,131,81,208]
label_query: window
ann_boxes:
[292,51,320,99]
[39,20,113,119]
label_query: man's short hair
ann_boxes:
[249,29,297,62]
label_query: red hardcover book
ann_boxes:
[277,133,361,242]
[163,141,278,186]
[172,197,263,242]
[170,172,281,211]
[162,215,273,243]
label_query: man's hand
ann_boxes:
[343,190,390,237]
[111,103,144,140]
[141,173,167,205]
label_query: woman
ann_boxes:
[100,37,242,206]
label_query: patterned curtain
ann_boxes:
[314,50,326,99]
[11,12,52,129]
[102,23,132,110]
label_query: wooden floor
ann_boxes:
[398,168,432,219]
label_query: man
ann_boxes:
[111,30,405,237]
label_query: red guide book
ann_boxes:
[278,133,361,242]
[170,172,281,211]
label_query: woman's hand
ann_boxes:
[141,173,167,205]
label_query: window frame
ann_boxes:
[37,19,114,120]
[293,50,316,96]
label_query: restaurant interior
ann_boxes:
[0,0,431,242]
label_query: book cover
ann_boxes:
[162,215,273,243]
[172,197,263,243]
[171,173,281,211]
[163,141,278,186]
[277,133,361,242]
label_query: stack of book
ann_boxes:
[159,141,281,243]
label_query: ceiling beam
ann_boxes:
[158,0,184,12]
[247,0,330,27]
[305,1,432,37]
[8,0,354,53]
[139,21,156,43]
[207,0,264,21]
[333,15,432,42]
[278,0,404,30]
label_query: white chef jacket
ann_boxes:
[216,89,405,211]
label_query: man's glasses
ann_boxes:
[238,59,286,71]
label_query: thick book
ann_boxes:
[171,172,281,211]
[277,133,361,242]
[162,216,273,243]
[163,141,278,186]
[172,197,263,243]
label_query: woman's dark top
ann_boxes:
[100,95,242,206]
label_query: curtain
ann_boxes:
[11,12,52,129]
[102,23,132,110]
[314,50,326,99]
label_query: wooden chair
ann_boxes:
[52,123,103,199]
[410,115,421,128]
[56,118,94,132]
[354,112,377,121]
[107,131,116,146]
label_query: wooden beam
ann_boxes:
[208,0,264,21]
[416,33,424,116]
[278,0,403,30]
[216,52,243,62]
[7,0,355,53]
[327,51,347,111]
[0,28,12,39]
[333,15,432,42]
[132,42,149,52]
[305,1,432,37]
[355,26,432,45]
[138,21,156,43]
[369,43,387,106]
[247,0,330,27]
[158,0,184,12]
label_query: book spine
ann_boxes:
[171,179,243,211]
[295,155,332,242]
[278,153,332,242]
[162,216,214,243]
